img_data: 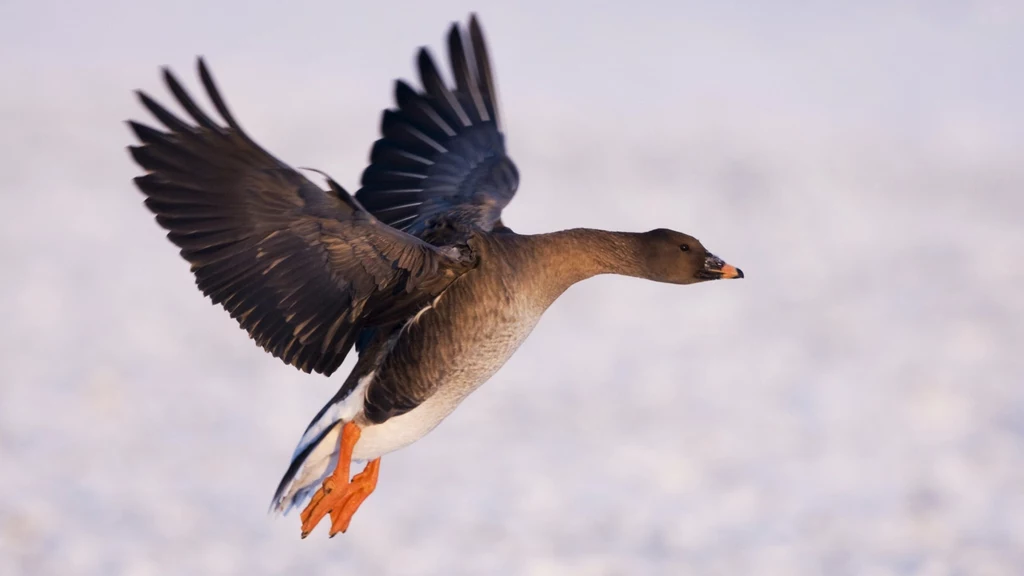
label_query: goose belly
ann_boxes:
[352,383,474,460]
[352,300,543,461]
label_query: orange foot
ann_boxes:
[299,421,381,538]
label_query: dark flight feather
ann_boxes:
[127,58,476,376]
[355,15,519,238]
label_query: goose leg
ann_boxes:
[299,421,381,537]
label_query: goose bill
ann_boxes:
[696,254,744,280]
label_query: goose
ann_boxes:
[127,14,743,538]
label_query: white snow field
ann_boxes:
[1,1,1022,574]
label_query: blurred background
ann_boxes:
[1,0,1022,574]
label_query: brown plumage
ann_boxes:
[127,14,742,538]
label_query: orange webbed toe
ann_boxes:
[298,421,381,538]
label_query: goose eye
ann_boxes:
[679,244,690,252]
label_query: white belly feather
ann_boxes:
[353,382,465,460]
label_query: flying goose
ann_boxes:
[127,14,743,538]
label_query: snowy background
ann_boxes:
[1,1,1022,574]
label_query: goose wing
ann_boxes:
[354,15,519,238]
[128,59,475,376]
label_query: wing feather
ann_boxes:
[355,14,519,237]
[128,59,475,376]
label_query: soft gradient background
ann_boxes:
[1,1,1022,574]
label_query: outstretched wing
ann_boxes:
[354,14,519,237]
[128,59,475,376]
